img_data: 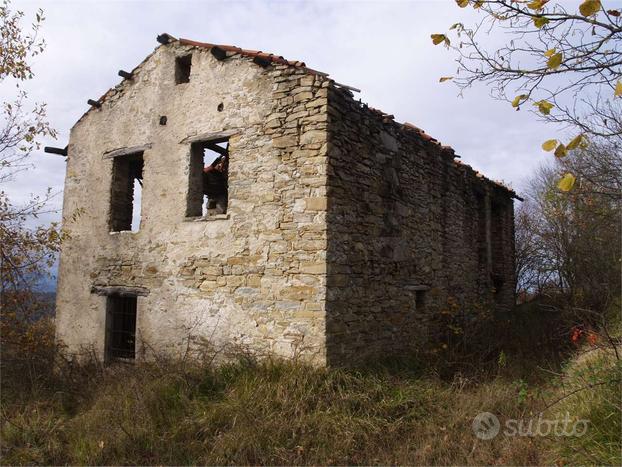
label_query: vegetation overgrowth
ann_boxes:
[1,302,620,466]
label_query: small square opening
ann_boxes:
[105,295,137,361]
[415,290,426,310]
[175,54,192,84]
[109,152,143,232]
[186,137,229,217]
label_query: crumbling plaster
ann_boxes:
[56,43,329,364]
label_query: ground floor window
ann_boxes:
[105,295,137,361]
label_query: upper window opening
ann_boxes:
[175,54,192,84]
[105,294,137,361]
[109,152,143,232]
[186,137,229,218]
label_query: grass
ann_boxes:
[0,359,543,465]
[1,304,620,465]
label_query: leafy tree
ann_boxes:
[515,141,621,311]
[0,0,60,315]
[433,0,622,190]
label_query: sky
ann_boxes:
[5,0,575,228]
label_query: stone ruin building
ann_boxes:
[53,34,520,366]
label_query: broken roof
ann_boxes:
[76,33,520,200]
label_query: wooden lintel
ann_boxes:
[180,129,239,144]
[44,146,68,157]
[91,285,150,297]
[404,285,431,291]
[103,144,152,159]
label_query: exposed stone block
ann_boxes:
[305,197,328,211]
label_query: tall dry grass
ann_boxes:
[1,301,620,465]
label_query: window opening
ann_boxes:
[186,138,229,217]
[105,295,137,361]
[109,152,143,232]
[175,54,192,84]
[415,290,426,310]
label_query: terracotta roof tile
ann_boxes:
[402,122,437,143]
[178,38,329,75]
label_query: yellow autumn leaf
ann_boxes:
[544,48,556,57]
[547,52,563,69]
[542,139,558,151]
[579,0,601,17]
[534,100,554,115]
[533,16,550,28]
[557,173,576,192]
[456,0,469,7]
[527,0,548,10]
[512,94,528,108]
[431,34,447,45]
[566,134,584,150]
[554,143,568,158]
[439,76,454,83]
[615,80,622,97]
[473,0,483,8]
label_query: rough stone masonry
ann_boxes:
[55,35,519,366]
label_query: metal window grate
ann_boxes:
[106,295,137,360]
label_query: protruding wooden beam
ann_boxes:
[44,146,67,157]
[334,81,361,93]
[252,56,271,68]
[118,69,133,80]
[205,142,228,157]
[87,99,101,108]
[210,46,227,61]
[156,33,172,45]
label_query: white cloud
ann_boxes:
[5,0,568,225]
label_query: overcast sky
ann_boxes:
[6,0,579,227]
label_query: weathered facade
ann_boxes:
[55,35,519,366]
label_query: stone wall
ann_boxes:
[324,86,516,365]
[56,42,330,364]
[56,39,516,367]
